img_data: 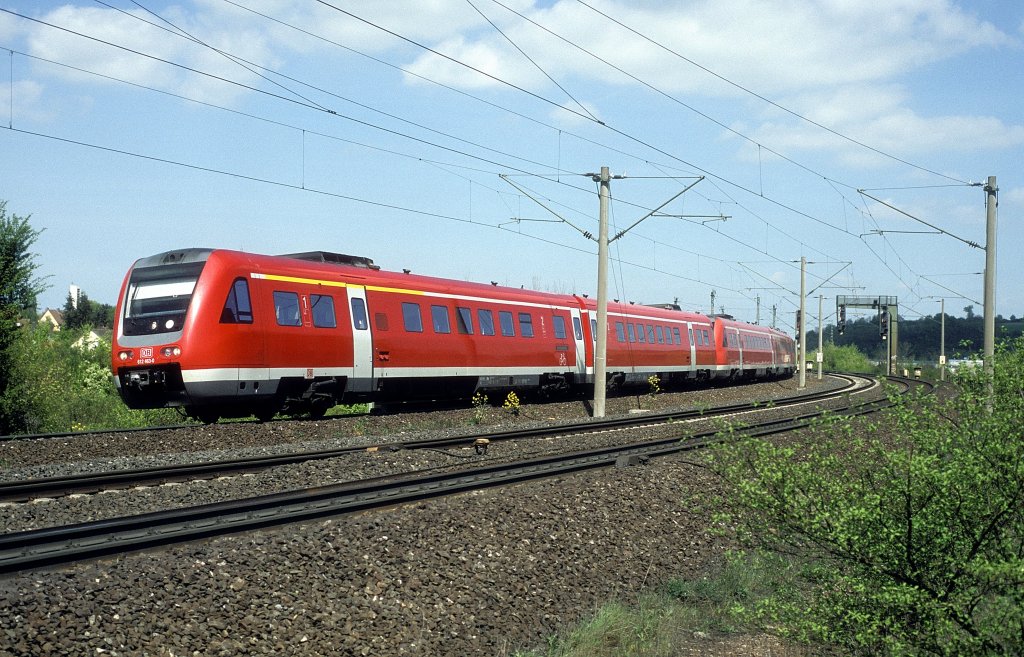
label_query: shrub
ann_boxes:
[710,337,1024,655]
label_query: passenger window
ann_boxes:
[518,312,534,338]
[499,311,515,337]
[627,323,636,342]
[572,317,583,341]
[220,278,253,324]
[478,309,495,336]
[688,327,694,346]
[351,298,369,330]
[311,294,336,328]
[656,326,665,344]
[431,305,451,334]
[647,325,656,343]
[703,329,710,345]
[636,323,646,343]
[402,302,423,333]
[553,315,567,339]
[456,307,474,335]
[273,291,301,327]
[674,327,682,345]
[615,322,626,342]
[591,319,597,342]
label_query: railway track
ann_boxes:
[0,374,927,575]
[0,373,873,503]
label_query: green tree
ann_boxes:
[0,201,48,434]
[711,337,1024,655]
[62,290,114,330]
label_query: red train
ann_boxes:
[111,248,796,422]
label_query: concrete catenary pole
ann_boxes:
[593,167,611,418]
[817,294,823,380]
[940,298,946,382]
[983,176,998,385]
[798,256,806,390]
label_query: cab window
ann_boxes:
[220,278,253,324]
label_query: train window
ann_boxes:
[572,317,583,341]
[374,312,389,331]
[273,291,301,327]
[402,302,423,333]
[688,327,694,346]
[431,305,451,334]
[673,327,682,345]
[478,309,495,336]
[635,323,646,343]
[627,323,636,342]
[553,315,567,339]
[518,313,534,338]
[615,322,626,342]
[456,307,474,335]
[311,294,336,328]
[220,278,253,324]
[646,325,656,343]
[656,326,665,344]
[591,319,597,343]
[499,311,516,337]
[351,298,369,330]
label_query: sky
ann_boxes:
[1,0,1022,335]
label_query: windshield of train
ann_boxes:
[123,261,204,336]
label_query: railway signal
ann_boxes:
[837,304,846,335]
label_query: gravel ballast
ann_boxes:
[0,377,861,656]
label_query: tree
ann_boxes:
[62,289,114,330]
[0,201,48,434]
[711,337,1024,655]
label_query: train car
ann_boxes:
[111,248,794,422]
[711,315,796,380]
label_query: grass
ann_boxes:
[514,551,808,657]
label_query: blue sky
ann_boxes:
[1,0,1022,334]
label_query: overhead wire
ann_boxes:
[5,4,978,312]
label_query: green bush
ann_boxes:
[0,325,179,435]
[710,337,1024,655]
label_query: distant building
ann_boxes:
[38,308,65,331]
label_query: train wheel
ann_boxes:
[194,411,220,425]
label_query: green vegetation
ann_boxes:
[1,324,180,434]
[710,336,1024,655]
[524,341,1024,656]
[818,342,875,373]
[0,201,178,435]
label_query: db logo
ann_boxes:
[141,348,153,358]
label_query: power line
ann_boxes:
[571,0,971,185]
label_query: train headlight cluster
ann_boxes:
[161,346,182,357]
[118,350,133,361]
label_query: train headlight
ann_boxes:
[165,319,175,330]
[160,346,181,358]
[118,350,133,361]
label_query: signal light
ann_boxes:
[837,304,846,335]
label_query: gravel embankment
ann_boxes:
[0,377,861,656]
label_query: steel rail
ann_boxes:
[0,376,921,575]
[0,375,870,502]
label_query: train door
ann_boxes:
[347,285,374,392]
[569,307,588,381]
[686,322,697,373]
[730,327,743,369]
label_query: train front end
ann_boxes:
[111,248,213,410]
